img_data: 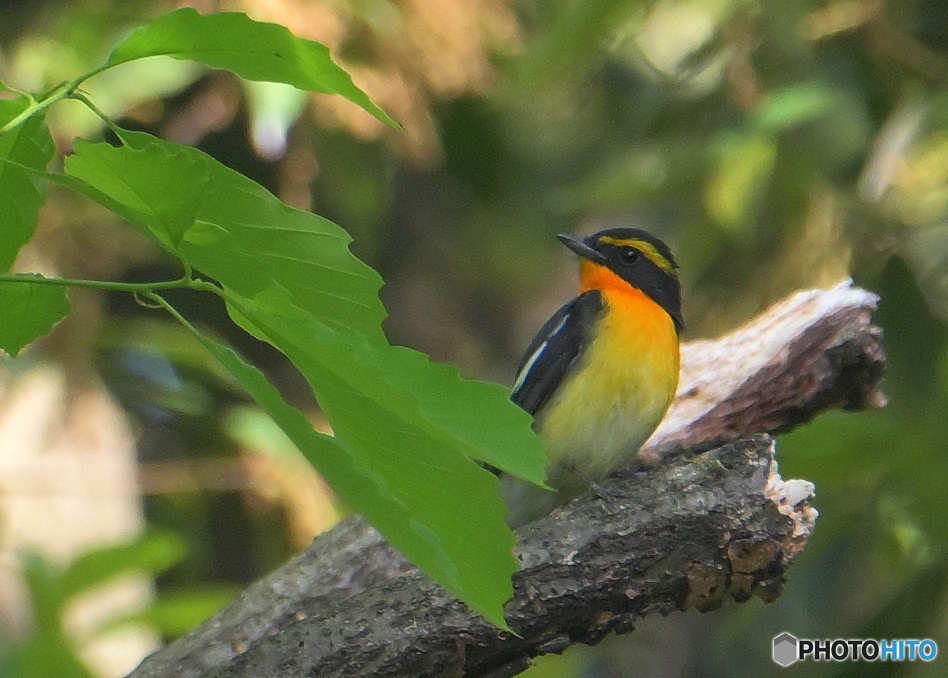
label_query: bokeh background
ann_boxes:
[1,0,947,676]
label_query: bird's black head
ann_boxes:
[557,227,684,333]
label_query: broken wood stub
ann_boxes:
[645,281,885,460]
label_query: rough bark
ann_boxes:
[126,280,884,678]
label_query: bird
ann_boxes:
[502,227,684,526]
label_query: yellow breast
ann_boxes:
[535,283,680,486]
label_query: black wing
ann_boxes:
[510,290,603,416]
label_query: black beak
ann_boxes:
[556,233,606,264]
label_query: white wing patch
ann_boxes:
[511,314,569,397]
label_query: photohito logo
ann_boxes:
[773,632,937,666]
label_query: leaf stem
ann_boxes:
[0,66,109,136]
[142,290,197,331]
[0,272,198,294]
[69,90,124,138]
[0,93,46,136]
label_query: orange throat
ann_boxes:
[580,259,636,295]
[578,259,678,336]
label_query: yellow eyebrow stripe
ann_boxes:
[597,236,676,273]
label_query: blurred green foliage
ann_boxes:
[1,533,235,678]
[2,0,948,676]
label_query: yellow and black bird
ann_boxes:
[503,227,683,526]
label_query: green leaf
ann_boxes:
[176,322,393,513]
[174,316,515,626]
[0,276,71,357]
[63,133,387,341]
[226,287,545,483]
[62,130,547,626]
[58,532,186,601]
[222,290,518,626]
[105,8,396,127]
[104,124,546,478]
[0,98,55,271]
[378,345,547,485]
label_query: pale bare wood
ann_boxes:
[644,279,884,459]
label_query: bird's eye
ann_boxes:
[619,248,640,265]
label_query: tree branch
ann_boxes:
[643,279,884,460]
[126,280,884,678]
